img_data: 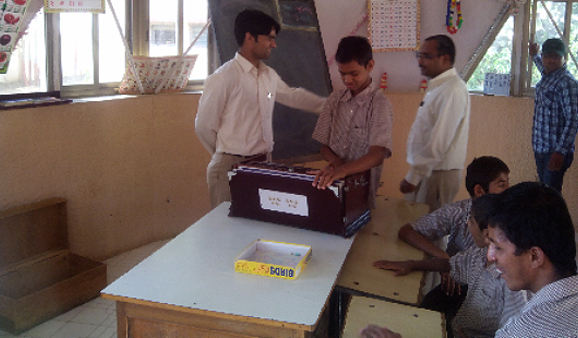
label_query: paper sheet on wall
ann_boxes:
[0,0,31,74]
[368,0,420,52]
[44,0,105,13]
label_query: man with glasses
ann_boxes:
[399,35,470,212]
[529,38,578,193]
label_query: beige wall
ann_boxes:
[1,92,577,260]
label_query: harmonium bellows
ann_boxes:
[228,161,371,238]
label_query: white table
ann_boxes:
[101,202,355,337]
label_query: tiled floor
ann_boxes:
[0,240,171,338]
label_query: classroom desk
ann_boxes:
[101,202,355,338]
[337,196,430,305]
[342,296,445,338]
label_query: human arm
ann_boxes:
[313,145,388,189]
[550,77,578,169]
[195,74,227,154]
[275,77,326,114]
[529,42,545,74]
[404,81,469,186]
[373,257,450,276]
[398,223,451,259]
[360,325,402,338]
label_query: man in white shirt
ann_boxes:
[400,35,470,212]
[195,9,326,209]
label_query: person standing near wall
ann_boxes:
[195,9,326,209]
[529,38,578,193]
[399,35,470,212]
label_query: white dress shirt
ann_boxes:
[405,67,470,186]
[195,53,326,156]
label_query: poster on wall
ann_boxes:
[0,0,30,74]
[44,0,105,13]
[368,0,420,52]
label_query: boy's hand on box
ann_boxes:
[311,166,345,189]
[373,260,414,276]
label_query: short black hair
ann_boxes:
[425,35,456,64]
[465,156,510,197]
[489,182,577,278]
[234,9,281,47]
[470,193,498,231]
[335,36,373,67]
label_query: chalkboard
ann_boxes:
[208,0,332,160]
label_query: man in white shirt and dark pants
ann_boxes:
[399,34,470,212]
[195,9,326,209]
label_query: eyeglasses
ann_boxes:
[415,52,445,60]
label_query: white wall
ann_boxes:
[314,0,509,92]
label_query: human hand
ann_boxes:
[440,272,461,296]
[529,41,539,57]
[399,179,417,194]
[311,164,345,189]
[373,260,414,276]
[360,324,402,338]
[548,152,564,171]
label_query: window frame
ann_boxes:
[10,0,210,99]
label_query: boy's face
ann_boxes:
[541,52,564,74]
[486,172,510,194]
[337,59,374,97]
[487,226,534,292]
[467,217,488,248]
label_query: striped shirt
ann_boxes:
[450,247,527,338]
[531,55,578,155]
[495,274,578,337]
[411,198,475,256]
[312,82,393,207]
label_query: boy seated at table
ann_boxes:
[311,36,393,208]
[396,156,510,323]
[374,194,527,338]
[361,182,578,338]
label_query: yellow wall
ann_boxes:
[1,92,576,260]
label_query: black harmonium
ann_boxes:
[228,161,371,237]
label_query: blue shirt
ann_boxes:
[532,55,578,155]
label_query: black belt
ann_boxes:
[223,153,268,161]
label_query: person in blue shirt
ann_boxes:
[529,38,578,192]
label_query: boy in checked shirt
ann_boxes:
[311,36,393,208]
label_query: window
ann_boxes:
[465,0,578,96]
[0,0,209,97]
[0,8,47,94]
[467,16,514,92]
[527,0,578,87]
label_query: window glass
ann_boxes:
[184,0,208,80]
[467,16,514,92]
[0,9,47,94]
[149,0,178,57]
[61,12,94,85]
[99,0,126,83]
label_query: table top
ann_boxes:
[342,296,444,338]
[101,202,355,330]
[337,196,429,304]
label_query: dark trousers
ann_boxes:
[419,284,468,338]
[534,151,574,192]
